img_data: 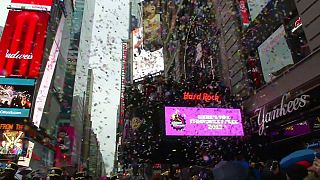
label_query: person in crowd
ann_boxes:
[285,164,308,180]
[47,167,63,180]
[261,160,286,180]
[0,162,19,180]
[304,156,320,180]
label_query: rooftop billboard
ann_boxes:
[165,107,244,136]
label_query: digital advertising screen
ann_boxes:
[143,1,162,51]
[132,27,164,80]
[258,25,294,82]
[0,130,29,157]
[165,107,244,136]
[0,10,50,78]
[0,78,35,117]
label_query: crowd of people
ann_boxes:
[120,69,320,180]
[0,162,89,179]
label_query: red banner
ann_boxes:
[239,0,250,26]
[11,0,53,7]
[0,11,50,78]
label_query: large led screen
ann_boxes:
[132,27,164,80]
[0,78,35,117]
[258,25,294,82]
[143,1,162,51]
[165,107,244,136]
[0,130,29,156]
[0,10,50,78]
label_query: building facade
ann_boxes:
[0,26,3,38]
[213,0,320,159]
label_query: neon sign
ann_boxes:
[0,124,24,131]
[183,92,221,102]
[255,93,309,135]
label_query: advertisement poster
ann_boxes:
[0,78,35,117]
[0,130,29,156]
[165,107,244,136]
[132,27,164,80]
[143,1,162,51]
[0,10,50,78]
[247,0,270,21]
[258,25,294,82]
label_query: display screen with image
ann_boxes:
[0,78,35,117]
[165,107,244,136]
[132,27,164,80]
[258,25,294,82]
[0,130,29,156]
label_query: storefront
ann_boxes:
[247,76,320,160]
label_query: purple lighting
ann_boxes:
[165,107,244,136]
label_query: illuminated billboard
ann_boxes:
[0,130,28,156]
[165,107,244,136]
[33,16,65,127]
[0,78,35,118]
[0,10,50,78]
[143,1,162,51]
[132,27,164,80]
[258,25,294,82]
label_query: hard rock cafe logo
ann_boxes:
[5,50,33,60]
[170,110,186,130]
[255,93,309,135]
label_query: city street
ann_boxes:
[0,0,320,179]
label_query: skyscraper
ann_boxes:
[0,26,3,38]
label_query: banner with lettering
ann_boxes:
[0,10,50,78]
[11,0,53,7]
[239,0,250,26]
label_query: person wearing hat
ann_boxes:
[2,162,19,180]
[47,167,63,180]
[74,171,85,179]
[285,164,308,180]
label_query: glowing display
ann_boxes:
[165,107,244,136]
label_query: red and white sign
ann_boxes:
[239,0,250,26]
[0,10,50,78]
[9,0,53,11]
[292,17,302,33]
[11,0,53,7]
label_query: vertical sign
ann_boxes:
[120,42,127,126]
[239,0,250,26]
[0,11,50,78]
[32,16,65,127]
